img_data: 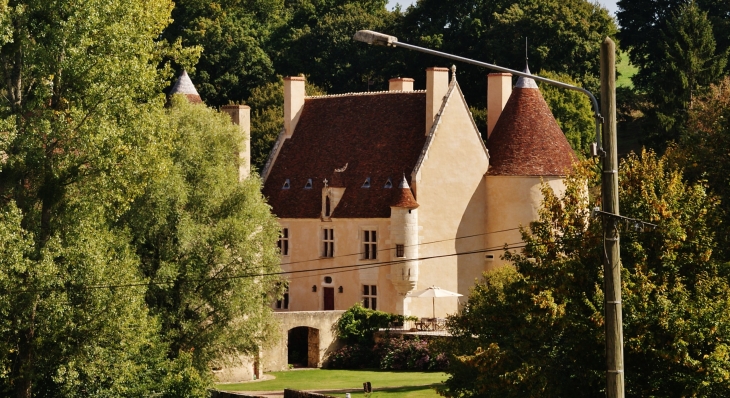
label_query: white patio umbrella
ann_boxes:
[406,285,463,318]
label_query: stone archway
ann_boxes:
[287,326,320,368]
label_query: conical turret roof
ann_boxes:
[486,65,576,176]
[391,175,419,209]
[169,70,203,104]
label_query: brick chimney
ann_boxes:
[221,105,251,181]
[389,77,414,92]
[426,67,449,136]
[487,73,512,138]
[284,76,306,139]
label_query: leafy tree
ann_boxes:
[163,0,285,105]
[617,0,730,92]
[673,76,730,259]
[121,96,285,372]
[335,303,412,346]
[641,1,728,148]
[269,0,397,94]
[440,151,730,397]
[0,0,208,396]
[539,71,595,155]
[395,0,617,106]
[247,77,325,172]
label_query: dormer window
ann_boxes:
[362,177,371,188]
[282,179,290,189]
[384,178,393,188]
[304,179,313,189]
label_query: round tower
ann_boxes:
[485,65,577,269]
[389,175,419,315]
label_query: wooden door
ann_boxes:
[323,287,334,310]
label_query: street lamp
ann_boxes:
[353,30,604,155]
[354,30,626,398]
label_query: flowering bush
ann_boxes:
[326,336,448,371]
[326,343,374,369]
[374,337,448,371]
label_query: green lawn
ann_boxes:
[218,369,447,397]
[617,50,638,88]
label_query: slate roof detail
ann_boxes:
[486,69,576,176]
[391,175,419,209]
[169,70,203,104]
[262,92,427,218]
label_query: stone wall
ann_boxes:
[283,389,337,398]
[215,311,345,383]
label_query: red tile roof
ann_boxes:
[263,92,427,218]
[391,177,419,209]
[486,87,576,176]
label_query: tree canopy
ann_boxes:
[439,152,730,397]
[0,1,282,396]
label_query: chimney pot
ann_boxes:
[284,76,306,139]
[389,77,414,92]
[487,73,512,138]
[221,105,251,181]
[426,67,449,136]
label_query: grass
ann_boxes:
[616,50,638,88]
[218,369,447,397]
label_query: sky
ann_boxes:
[387,0,619,16]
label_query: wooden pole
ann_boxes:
[600,37,625,398]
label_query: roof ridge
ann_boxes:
[412,78,458,178]
[306,90,426,99]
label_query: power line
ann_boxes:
[8,241,531,295]
[7,227,631,295]
[278,227,522,268]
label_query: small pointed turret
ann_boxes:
[169,70,203,104]
[391,174,419,209]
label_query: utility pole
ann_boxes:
[600,37,624,398]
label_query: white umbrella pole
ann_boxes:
[432,297,435,319]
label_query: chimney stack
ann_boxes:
[487,73,512,138]
[389,77,414,92]
[284,76,306,139]
[426,67,449,136]
[221,105,251,181]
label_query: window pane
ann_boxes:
[372,244,377,259]
[330,229,334,239]
[363,285,369,295]
[283,228,288,238]
[372,231,376,241]
[283,240,289,255]
[371,285,377,295]
[371,298,377,310]
[363,298,369,308]
[364,231,369,241]
[284,293,289,309]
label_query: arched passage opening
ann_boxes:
[287,326,319,368]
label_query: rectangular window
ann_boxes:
[322,228,334,258]
[277,228,289,256]
[275,286,289,310]
[396,244,405,258]
[363,230,377,260]
[362,285,377,310]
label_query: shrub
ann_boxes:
[327,336,448,371]
[335,303,407,345]
[374,337,449,371]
